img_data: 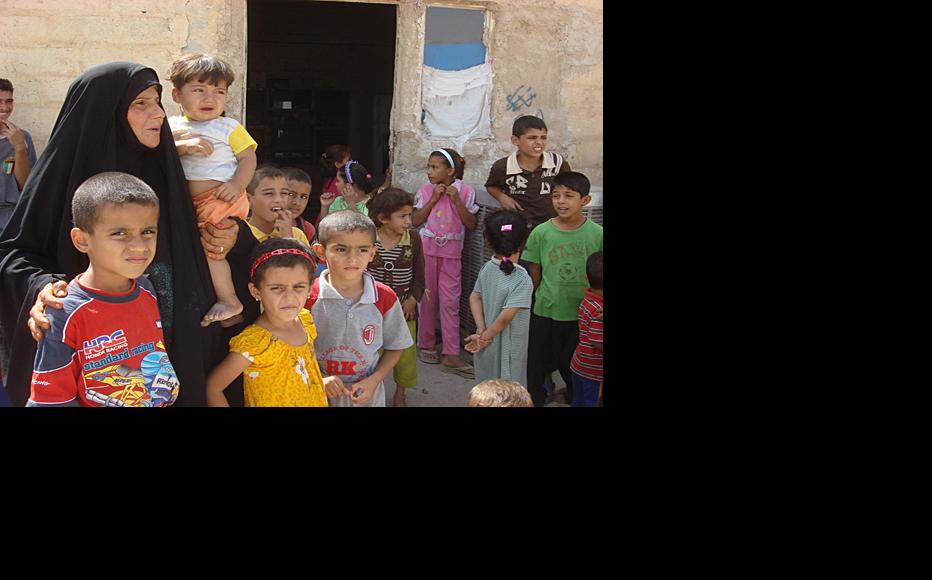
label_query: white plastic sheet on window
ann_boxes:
[422,62,493,148]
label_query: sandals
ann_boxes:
[418,348,441,364]
[440,364,475,379]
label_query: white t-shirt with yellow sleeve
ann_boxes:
[168,115,257,182]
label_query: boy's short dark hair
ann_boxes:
[283,167,312,187]
[317,210,376,246]
[249,236,315,285]
[586,251,603,290]
[553,171,591,197]
[72,172,159,233]
[0,78,13,93]
[247,164,287,194]
[512,115,547,137]
[468,380,533,407]
[168,53,236,89]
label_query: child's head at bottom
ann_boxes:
[468,379,533,407]
[71,171,160,288]
[248,237,316,318]
[483,210,529,275]
[314,210,377,282]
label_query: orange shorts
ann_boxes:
[192,185,249,229]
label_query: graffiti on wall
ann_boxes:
[506,85,537,112]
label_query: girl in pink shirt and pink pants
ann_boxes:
[412,148,479,376]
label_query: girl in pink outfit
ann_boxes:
[412,148,479,376]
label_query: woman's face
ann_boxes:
[126,86,165,149]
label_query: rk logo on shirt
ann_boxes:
[325,359,358,375]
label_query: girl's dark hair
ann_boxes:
[319,144,350,179]
[430,148,465,180]
[368,187,414,224]
[483,210,528,275]
[249,236,315,285]
[338,160,376,194]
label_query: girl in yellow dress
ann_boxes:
[206,238,331,406]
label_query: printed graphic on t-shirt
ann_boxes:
[81,337,178,407]
[505,165,559,196]
[547,242,589,285]
[320,344,370,384]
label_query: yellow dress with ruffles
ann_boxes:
[229,309,328,407]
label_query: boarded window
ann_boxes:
[422,7,492,143]
[424,7,486,71]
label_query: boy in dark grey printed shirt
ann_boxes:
[485,115,572,230]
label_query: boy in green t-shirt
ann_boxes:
[521,171,602,407]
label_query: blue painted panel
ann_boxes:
[424,43,486,71]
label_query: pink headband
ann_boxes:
[250,248,314,281]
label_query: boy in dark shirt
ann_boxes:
[485,115,572,230]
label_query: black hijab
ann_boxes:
[0,62,221,406]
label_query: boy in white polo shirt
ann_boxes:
[308,211,413,407]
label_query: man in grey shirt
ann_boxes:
[0,77,38,234]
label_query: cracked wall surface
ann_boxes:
[0,0,246,151]
[1,0,601,188]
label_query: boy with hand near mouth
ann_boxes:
[245,165,310,247]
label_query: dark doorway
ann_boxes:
[246,0,397,218]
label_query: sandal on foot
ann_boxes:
[418,348,441,364]
[440,364,475,379]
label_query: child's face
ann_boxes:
[551,184,590,219]
[427,155,454,185]
[314,231,376,282]
[286,179,311,217]
[379,205,413,236]
[0,90,14,122]
[171,79,228,122]
[248,264,313,322]
[511,128,548,159]
[126,86,165,150]
[248,176,290,224]
[71,202,159,291]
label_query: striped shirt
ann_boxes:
[570,289,603,382]
[368,229,425,305]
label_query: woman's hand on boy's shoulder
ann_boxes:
[28,280,69,342]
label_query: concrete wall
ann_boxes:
[0,0,247,152]
[390,0,603,193]
[1,0,602,188]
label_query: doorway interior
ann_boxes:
[246,0,397,213]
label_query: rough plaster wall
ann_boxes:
[1,0,600,189]
[390,0,602,194]
[0,0,246,152]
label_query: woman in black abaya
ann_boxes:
[0,62,257,406]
